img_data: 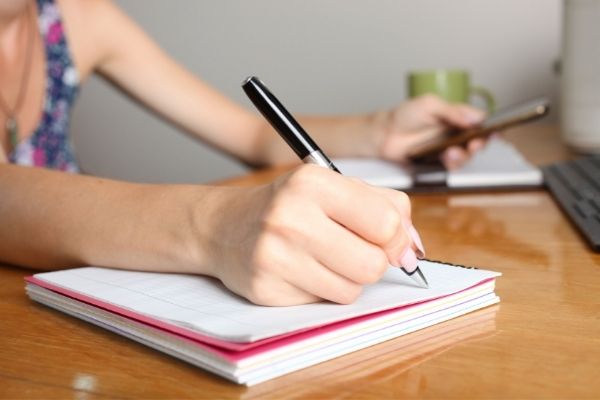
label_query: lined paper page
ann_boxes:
[33,260,500,342]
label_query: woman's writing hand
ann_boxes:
[201,165,424,306]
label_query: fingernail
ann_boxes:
[465,111,484,125]
[409,225,426,258]
[398,247,418,272]
[446,147,463,161]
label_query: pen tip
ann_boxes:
[410,267,429,289]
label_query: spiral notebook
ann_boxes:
[25,260,500,386]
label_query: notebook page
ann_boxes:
[33,260,500,342]
[447,137,542,187]
[333,158,413,188]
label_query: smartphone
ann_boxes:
[407,97,550,162]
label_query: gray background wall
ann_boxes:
[71,0,561,184]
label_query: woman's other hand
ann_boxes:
[375,94,487,170]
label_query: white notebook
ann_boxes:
[334,137,542,190]
[26,260,500,385]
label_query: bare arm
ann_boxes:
[62,0,483,169]
[0,162,422,306]
[63,0,362,166]
[61,0,268,165]
[0,163,215,273]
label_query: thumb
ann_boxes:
[434,103,486,129]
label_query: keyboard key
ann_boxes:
[573,200,597,218]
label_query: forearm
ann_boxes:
[301,113,384,158]
[87,0,265,165]
[0,164,219,274]
[86,1,391,168]
[254,112,386,166]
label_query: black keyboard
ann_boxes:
[542,155,600,251]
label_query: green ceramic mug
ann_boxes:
[408,69,495,113]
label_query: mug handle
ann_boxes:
[469,86,496,114]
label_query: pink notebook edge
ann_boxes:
[25,275,496,355]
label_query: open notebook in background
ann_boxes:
[26,260,500,385]
[334,136,542,191]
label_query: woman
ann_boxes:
[0,0,485,305]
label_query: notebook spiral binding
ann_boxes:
[423,258,478,270]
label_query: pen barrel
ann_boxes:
[242,77,320,160]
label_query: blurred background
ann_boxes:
[71,0,561,184]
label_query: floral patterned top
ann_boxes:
[9,0,80,172]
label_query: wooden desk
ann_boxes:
[2,125,599,399]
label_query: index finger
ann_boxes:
[314,171,411,247]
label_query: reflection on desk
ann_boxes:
[420,193,550,263]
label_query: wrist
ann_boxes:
[71,184,216,276]
[176,185,232,277]
[336,112,385,158]
[184,184,265,280]
[107,184,254,279]
[299,113,386,159]
[366,110,392,159]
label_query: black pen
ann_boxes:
[242,76,428,289]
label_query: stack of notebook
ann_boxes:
[242,305,498,398]
[26,260,500,386]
